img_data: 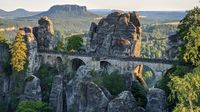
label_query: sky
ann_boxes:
[0,0,199,11]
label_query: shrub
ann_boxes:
[66,35,83,52]
[17,100,50,112]
[92,70,126,96]
[131,81,147,107]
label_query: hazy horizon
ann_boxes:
[0,0,199,12]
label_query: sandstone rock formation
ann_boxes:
[0,43,9,64]
[33,16,54,50]
[146,88,168,112]
[166,34,183,59]
[23,75,42,100]
[107,91,137,112]
[132,64,148,89]
[23,27,39,76]
[66,65,109,112]
[88,11,142,57]
[49,75,63,112]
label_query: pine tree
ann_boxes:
[11,30,27,72]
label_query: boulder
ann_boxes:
[88,11,142,57]
[66,65,109,112]
[107,91,137,112]
[146,88,168,112]
[23,75,42,100]
[49,75,63,112]
[33,16,54,50]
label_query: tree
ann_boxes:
[11,30,27,72]
[177,7,200,66]
[168,66,200,112]
[17,100,50,112]
[67,35,83,52]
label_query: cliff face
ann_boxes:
[33,16,55,50]
[88,11,142,57]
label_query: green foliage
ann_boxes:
[131,81,148,107]
[17,100,50,112]
[67,35,83,52]
[92,70,126,96]
[168,66,200,112]
[177,7,200,66]
[54,37,67,51]
[38,64,58,103]
[11,30,27,72]
[142,66,155,88]
[141,24,176,58]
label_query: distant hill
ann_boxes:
[89,9,186,21]
[31,5,97,19]
[0,8,41,19]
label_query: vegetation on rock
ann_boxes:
[38,64,58,103]
[17,100,50,112]
[168,66,200,112]
[131,81,148,107]
[66,35,83,52]
[177,7,200,66]
[92,70,126,96]
[156,7,200,112]
[11,30,27,72]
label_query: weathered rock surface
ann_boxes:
[66,65,109,112]
[88,11,142,57]
[23,75,42,100]
[33,16,54,50]
[107,91,137,112]
[22,27,39,76]
[0,43,9,64]
[166,34,183,60]
[49,75,63,112]
[146,88,167,112]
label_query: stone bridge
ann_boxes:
[37,50,181,79]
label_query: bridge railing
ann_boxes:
[37,49,190,65]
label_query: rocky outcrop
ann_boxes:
[22,27,39,76]
[49,75,63,112]
[166,34,183,59]
[88,11,142,57]
[66,65,109,112]
[146,88,168,112]
[107,91,137,112]
[23,75,42,100]
[0,43,9,64]
[132,64,148,89]
[33,16,54,50]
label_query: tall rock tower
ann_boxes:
[33,16,55,50]
[88,11,142,57]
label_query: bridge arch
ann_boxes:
[56,56,63,64]
[71,58,86,71]
[100,61,112,70]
